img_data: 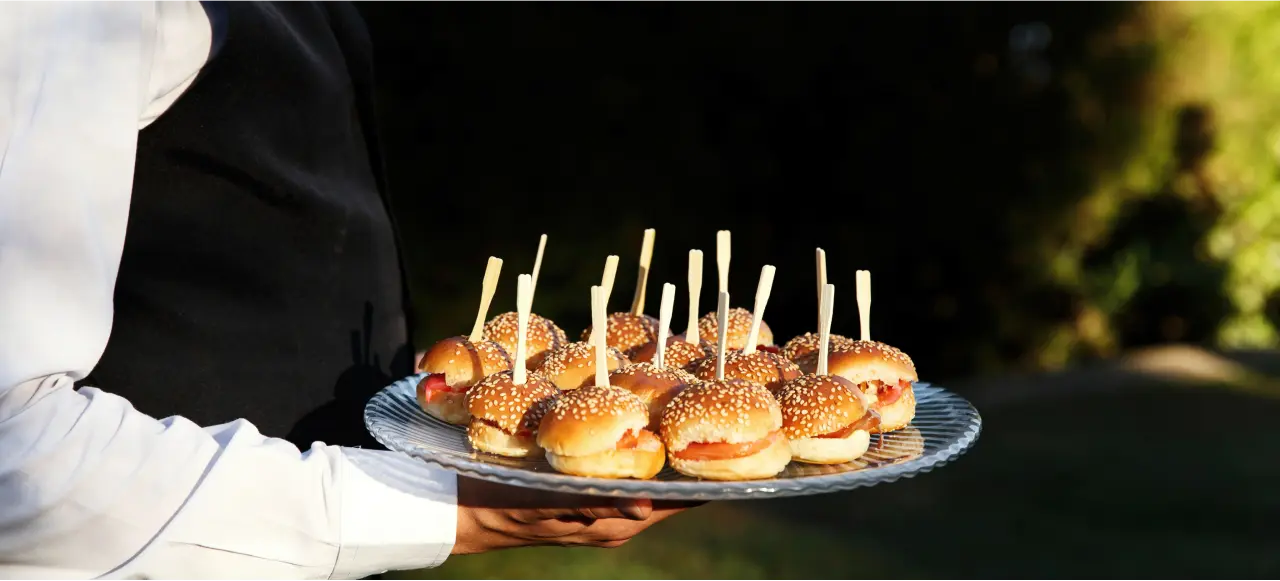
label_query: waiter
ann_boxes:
[0,2,687,578]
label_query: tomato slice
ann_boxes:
[418,373,464,403]
[673,430,784,461]
[877,380,909,406]
[758,344,780,354]
[616,430,661,451]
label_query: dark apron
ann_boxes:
[81,1,413,451]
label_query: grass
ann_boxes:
[391,368,1280,579]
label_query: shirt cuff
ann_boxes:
[331,448,457,579]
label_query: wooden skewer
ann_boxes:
[601,255,619,308]
[856,270,871,341]
[513,274,533,385]
[531,234,547,294]
[715,291,729,381]
[742,265,776,356]
[630,228,656,316]
[655,283,676,369]
[817,283,835,376]
[685,249,703,345]
[716,230,731,295]
[468,257,503,342]
[589,255,620,343]
[591,285,609,388]
[816,248,827,332]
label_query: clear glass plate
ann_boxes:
[365,374,982,500]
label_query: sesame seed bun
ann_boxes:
[822,341,918,433]
[609,363,697,432]
[692,350,801,394]
[697,307,773,351]
[580,312,660,356]
[536,341,630,390]
[776,374,875,464]
[464,371,559,457]
[417,336,513,388]
[781,332,856,363]
[537,385,664,479]
[537,385,650,457]
[630,335,714,370]
[776,375,870,439]
[483,312,568,370]
[824,340,918,385]
[659,379,782,454]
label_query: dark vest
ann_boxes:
[81,2,412,450]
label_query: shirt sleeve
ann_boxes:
[0,3,456,579]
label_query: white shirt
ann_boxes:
[0,3,457,578]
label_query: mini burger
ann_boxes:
[825,340,918,433]
[697,307,774,352]
[580,312,659,357]
[536,385,665,479]
[485,311,568,370]
[659,379,791,481]
[609,362,696,432]
[776,374,880,464]
[417,336,513,425]
[629,335,714,370]
[464,370,559,457]
[782,332,856,364]
[536,341,630,390]
[692,349,800,394]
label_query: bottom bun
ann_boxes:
[467,420,541,458]
[789,430,871,464]
[546,445,665,479]
[668,434,792,481]
[422,390,470,426]
[875,387,916,433]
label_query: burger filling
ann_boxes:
[672,430,785,461]
[815,411,881,439]
[476,418,535,440]
[418,372,466,402]
[616,429,662,452]
[861,378,912,406]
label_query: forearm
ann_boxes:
[0,374,456,578]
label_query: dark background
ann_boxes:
[356,2,1280,578]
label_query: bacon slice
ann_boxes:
[816,411,881,439]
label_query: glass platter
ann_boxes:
[365,374,982,500]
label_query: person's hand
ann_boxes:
[452,477,701,554]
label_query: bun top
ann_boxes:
[697,307,773,350]
[465,370,560,434]
[418,336,512,387]
[483,312,568,364]
[536,385,649,457]
[536,341,630,390]
[630,335,713,370]
[579,312,660,356]
[781,332,856,362]
[775,374,870,439]
[659,379,781,452]
[826,340,918,384]
[692,350,801,393]
[608,362,696,403]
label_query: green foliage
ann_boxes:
[1072,2,1280,353]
